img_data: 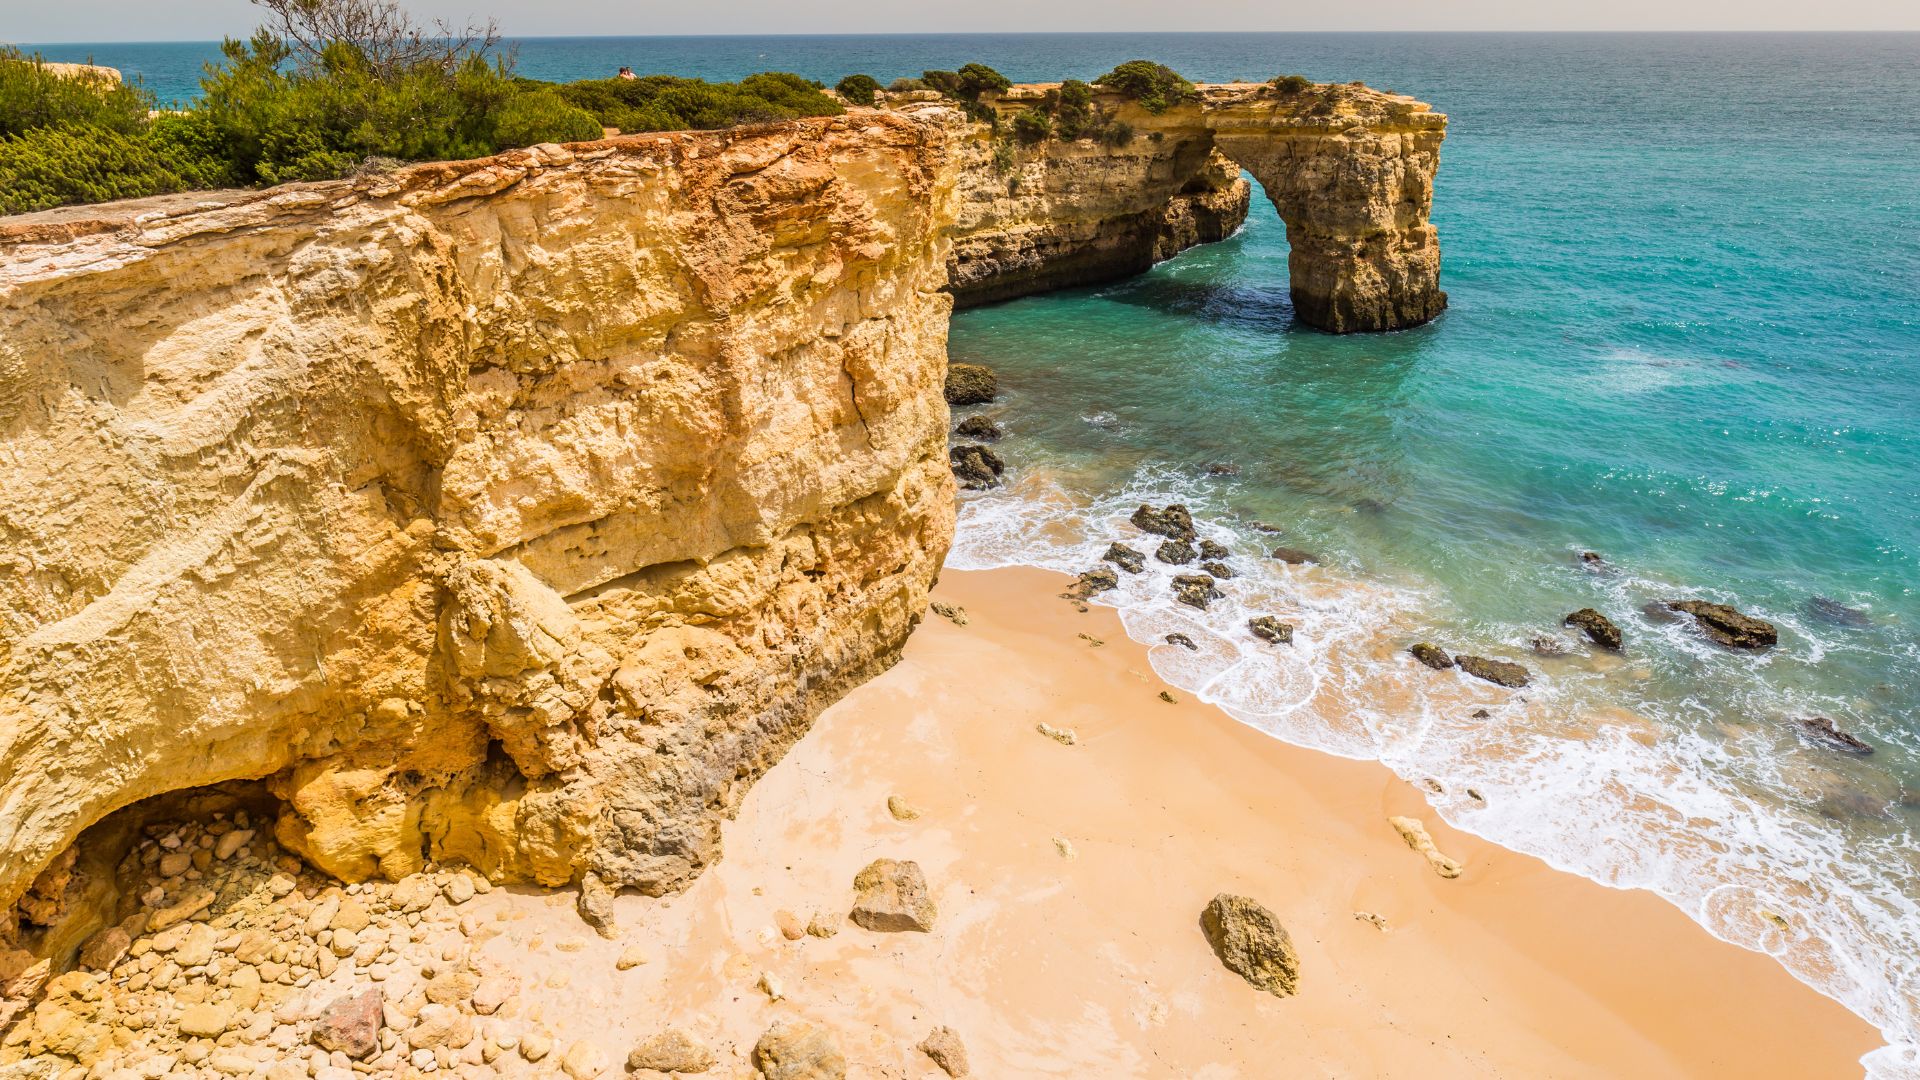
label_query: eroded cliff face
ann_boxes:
[0,113,957,924]
[920,81,1447,332]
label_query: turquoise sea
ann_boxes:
[23,32,1920,1074]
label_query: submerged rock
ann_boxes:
[1577,550,1613,573]
[1172,575,1224,610]
[1805,596,1872,629]
[850,858,936,932]
[1198,539,1230,561]
[944,363,998,406]
[1131,503,1196,542]
[1269,546,1318,565]
[955,414,1002,440]
[1530,636,1570,657]
[1796,717,1874,755]
[1248,616,1294,645]
[1103,542,1146,574]
[917,1026,970,1077]
[1640,600,1682,624]
[1666,600,1777,649]
[1564,607,1623,651]
[1409,642,1453,670]
[753,1021,848,1080]
[949,444,1005,490]
[1200,893,1300,997]
[1165,633,1198,651]
[1156,538,1197,565]
[1455,655,1530,688]
[1205,462,1241,476]
[1200,560,1235,579]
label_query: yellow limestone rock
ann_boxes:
[1389,815,1464,879]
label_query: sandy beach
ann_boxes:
[447,565,1878,1077]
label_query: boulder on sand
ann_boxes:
[1455,655,1530,688]
[1665,600,1777,649]
[917,1026,970,1077]
[1131,503,1196,542]
[753,1021,847,1080]
[1200,893,1300,998]
[1064,566,1118,601]
[1563,608,1623,650]
[628,1027,717,1074]
[944,363,998,406]
[850,859,937,932]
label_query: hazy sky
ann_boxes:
[12,0,1920,43]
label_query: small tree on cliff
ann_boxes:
[1094,60,1195,114]
[835,73,880,106]
[248,0,503,79]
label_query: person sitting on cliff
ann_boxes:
[617,66,637,80]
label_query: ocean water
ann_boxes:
[20,30,1920,1075]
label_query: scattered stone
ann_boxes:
[917,1026,971,1077]
[1796,717,1874,755]
[1036,722,1078,746]
[757,970,784,1001]
[944,363,998,406]
[76,926,131,971]
[955,414,1002,440]
[1130,503,1196,542]
[1172,574,1223,610]
[1198,539,1230,561]
[628,1028,717,1074]
[1052,837,1076,860]
[850,858,937,933]
[1564,607,1623,650]
[930,600,969,625]
[407,1003,474,1050]
[312,989,382,1059]
[521,1032,554,1062]
[1064,566,1119,600]
[1388,816,1463,878]
[1469,708,1491,720]
[615,945,649,970]
[1165,633,1197,650]
[949,444,1005,490]
[1200,560,1235,579]
[470,975,515,1016]
[1102,542,1146,574]
[752,1020,847,1080]
[1268,546,1318,565]
[177,1002,235,1039]
[887,794,923,821]
[1455,655,1530,688]
[1665,600,1778,649]
[1077,632,1104,647]
[1530,636,1570,656]
[1805,595,1872,629]
[1354,911,1388,930]
[159,851,192,877]
[214,828,253,860]
[577,873,619,937]
[1156,538,1197,565]
[148,887,216,931]
[1200,893,1301,998]
[775,910,807,941]
[1158,690,1178,704]
[1248,616,1294,645]
[1409,642,1453,669]
[805,911,840,938]
[442,874,476,906]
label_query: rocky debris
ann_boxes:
[945,363,998,405]
[312,988,383,1058]
[1130,503,1196,542]
[1197,539,1230,561]
[753,1021,847,1080]
[1796,717,1874,755]
[1156,538,1197,565]
[1388,816,1462,878]
[1036,722,1078,746]
[1248,617,1294,645]
[1269,546,1318,565]
[949,444,1005,490]
[1172,575,1224,610]
[629,1027,717,1073]
[1200,560,1235,579]
[1563,608,1623,650]
[887,794,923,821]
[1805,596,1872,629]
[955,414,1002,441]
[1199,893,1300,998]
[1665,600,1777,649]
[931,600,969,625]
[1165,633,1197,650]
[1064,566,1119,601]
[918,1025,971,1076]
[850,858,937,932]
[1455,655,1530,688]
[1530,636,1569,656]
[1103,542,1147,574]
[1408,642,1453,670]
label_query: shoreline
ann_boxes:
[553,564,1875,1075]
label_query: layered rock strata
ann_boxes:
[0,113,957,923]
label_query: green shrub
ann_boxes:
[1010,108,1050,145]
[922,63,1009,104]
[1270,73,1313,94]
[1051,79,1094,139]
[146,111,240,188]
[552,71,841,134]
[1093,60,1195,114]
[1098,119,1135,147]
[0,125,189,214]
[0,48,154,139]
[835,74,879,106]
[991,138,1016,174]
[887,77,928,92]
[492,89,603,148]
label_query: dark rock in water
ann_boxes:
[1248,616,1294,645]
[1577,551,1614,573]
[1198,539,1230,561]
[1531,636,1570,657]
[1201,893,1300,998]
[1665,600,1777,649]
[1351,497,1390,515]
[1269,546,1318,565]
[1200,561,1235,580]
[1131,503,1196,542]
[1640,600,1681,625]
[1156,539,1197,565]
[1409,643,1453,670]
[1455,655,1530,688]
[1805,596,1872,629]
[944,363,998,406]
[1250,521,1285,534]
[948,444,1004,490]
[955,415,1002,441]
[1205,462,1241,476]
[1064,566,1119,600]
[1564,607,1623,651]
[1172,575,1224,610]
[1165,633,1198,651]
[1102,542,1146,574]
[1796,717,1874,755]
[1470,709,1491,720]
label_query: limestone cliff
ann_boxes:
[0,114,957,922]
